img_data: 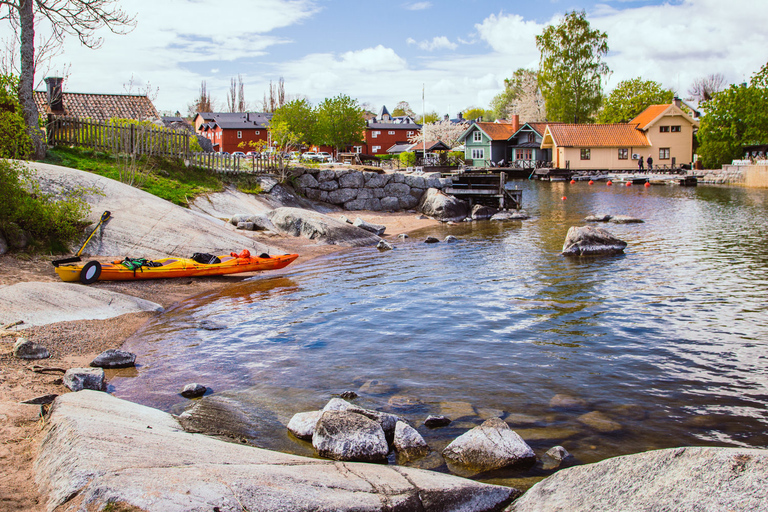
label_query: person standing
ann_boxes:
[647,154,653,171]
[638,155,644,170]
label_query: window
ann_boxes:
[659,148,670,160]
[255,130,260,135]
[372,131,380,138]
[372,145,381,153]
[473,131,482,142]
[671,125,681,132]
[353,146,362,154]
[581,148,591,160]
[659,126,670,133]
[237,131,242,138]
[521,149,532,160]
[407,131,414,137]
[527,133,536,143]
[388,131,396,135]
[618,148,628,160]
[471,148,484,159]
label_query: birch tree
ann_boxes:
[409,119,466,147]
[0,0,135,159]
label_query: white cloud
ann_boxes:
[474,12,545,63]
[407,36,458,51]
[404,2,432,11]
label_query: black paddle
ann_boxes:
[52,211,111,267]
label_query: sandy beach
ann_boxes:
[0,210,436,512]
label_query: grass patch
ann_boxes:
[44,147,225,207]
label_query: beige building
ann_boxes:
[541,101,699,170]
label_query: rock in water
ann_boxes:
[471,205,498,220]
[542,445,574,470]
[562,226,627,256]
[63,368,105,392]
[180,383,207,399]
[442,418,536,472]
[312,410,389,462]
[394,421,429,459]
[424,415,452,428]
[287,410,323,440]
[424,236,439,244]
[418,188,469,221]
[377,240,393,251]
[609,215,644,224]
[444,235,458,243]
[90,349,136,368]
[508,447,768,512]
[354,218,386,236]
[584,214,612,222]
[13,338,50,360]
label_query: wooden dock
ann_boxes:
[444,171,522,210]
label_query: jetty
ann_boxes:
[444,171,522,210]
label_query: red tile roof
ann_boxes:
[630,104,671,130]
[474,122,518,141]
[34,91,159,122]
[546,123,650,147]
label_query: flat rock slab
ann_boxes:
[36,391,517,512]
[0,281,163,329]
[509,446,768,512]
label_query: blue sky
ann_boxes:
[4,0,767,117]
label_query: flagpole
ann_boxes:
[422,84,426,168]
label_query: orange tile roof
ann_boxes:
[526,122,551,136]
[630,104,671,130]
[546,123,650,147]
[34,91,159,122]
[475,122,518,141]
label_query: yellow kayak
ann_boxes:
[55,251,299,284]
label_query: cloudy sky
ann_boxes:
[4,0,767,116]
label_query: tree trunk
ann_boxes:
[19,0,46,159]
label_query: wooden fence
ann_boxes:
[46,116,190,158]
[186,152,280,174]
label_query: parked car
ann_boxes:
[232,151,246,157]
[302,151,320,161]
[245,151,260,158]
[317,152,332,162]
[288,151,302,160]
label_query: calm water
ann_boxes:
[112,181,768,487]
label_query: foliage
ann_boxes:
[44,146,223,206]
[463,108,494,122]
[490,68,546,122]
[410,119,467,147]
[536,10,609,123]
[271,98,317,146]
[188,80,214,116]
[598,78,675,123]
[0,74,32,158]
[392,101,414,117]
[416,111,439,124]
[399,151,416,167]
[316,94,365,153]
[0,159,90,252]
[697,63,768,168]
[267,120,303,181]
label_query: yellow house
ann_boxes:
[540,101,699,170]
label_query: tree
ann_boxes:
[0,74,32,158]
[1,0,135,159]
[271,98,317,146]
[262,77,285,112]
[490,68,545,122]
[463,107,494,122]
[598,78,674,123]
[415,110,439,124]
[536,10,609,123]
[409,118,466,147]
[316,93,365,155]
[188,80,214,116]
[697,63,768,168]
[688,73,726,103]
[392,100,414,117]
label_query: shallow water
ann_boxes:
[113,180,768,487]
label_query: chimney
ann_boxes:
[511,114,520,133]
[458,112,463,120]
[45,77,64,112]
[444,114,449,121]
[673,96,682,109]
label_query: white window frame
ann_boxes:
[388,130,396,135]
[618,148,628,160]
[473,131,482,142]
[471,148,484,159]
[255,130,260,135]
[353,146,362,153]
[581,148,591,160]
[659,148,670,160]
[407,131,413,137]
[372,131,380,138]
[237,131,242,138]
[372,145,381,153]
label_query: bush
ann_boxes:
[0,75,33,159]
[0,160,91,253]
[399,151,416,167]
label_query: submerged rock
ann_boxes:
[609,215,644,224]
[377,240,394,251]
[424,415,452,428]
[584,214,612,222]
[578,411,623,433]
[180,383,207,399]
[424,236,440,244]
[442,418,536,472]
[90,349,136,369]
[542,445,575,470]
[562,226,627,256]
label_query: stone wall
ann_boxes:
[699,165,745,185]
[292,169,453,211]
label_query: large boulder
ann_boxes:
[442,418,536,472]
[63,368,105,392]
[267,207,381,247]
[36,391,518,512]
[418,188,469,221]
[312,410,389,463]
[561,226,627,256]
[13,338,50,360]
[509,447,768,512]
[24,162,279,259]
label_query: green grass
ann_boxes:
[44,147,225,206]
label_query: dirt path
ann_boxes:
[0,210,435,511]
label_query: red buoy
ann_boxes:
[561,196,567,201]
[644,182,651,187]
[588,180,594,185]
[570,179,576,184]
[607,181,613,186]
[626,181,632,187]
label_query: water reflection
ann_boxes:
[114,181,768,487]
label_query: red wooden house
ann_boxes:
[193,112,272,153]
[361,106,421,155]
